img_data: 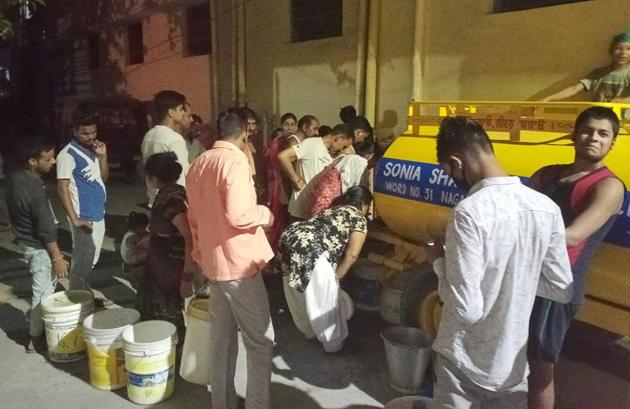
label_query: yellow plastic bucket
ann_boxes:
[122,320,178,405]
[82,308,141,390]
[41,290,94,363]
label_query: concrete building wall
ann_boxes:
[212,0,627,138]
[373,0,415,139]
[102,1,213,121]
[212,0,416,137]
[242,0,361,128]
[421,0,630,101]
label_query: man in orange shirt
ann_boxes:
[186,109,275,409]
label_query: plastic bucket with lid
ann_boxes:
[41,290,94,363]
[122,320,178,405]
[82,308,141,390]
[180,297,212,385]
[381,326,434,394]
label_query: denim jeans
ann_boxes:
[22,246,55,337]
[68,219,105,290]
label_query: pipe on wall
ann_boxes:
[412,0,426,102]
[354,0,369,116]
[209,0,220,115]
[231,0,238,106]
[236,0,247,106]
[364,0,380,126]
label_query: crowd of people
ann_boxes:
[5,88,377,408]
[3,29,628,409]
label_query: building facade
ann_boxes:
[211,0,628,138]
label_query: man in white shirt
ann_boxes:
[427,117,574,409]
[57,108,108,292]
[185,113,205,164]
[141,90,192,206]
[277,124,354,220]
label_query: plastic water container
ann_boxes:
[180,298,212,385]
[122,320,178,405]
[381,326,434,394]
[82,308,140,390]
[41,290,94,363]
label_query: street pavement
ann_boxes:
[0,177,629,408]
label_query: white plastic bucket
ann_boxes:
[122,320,178,405]
[180,298,212,385]
[41,290,94,363]
[82,308,141,390]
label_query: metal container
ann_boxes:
[381,326,433,394]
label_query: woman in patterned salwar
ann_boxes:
[138,152,194,337]
[279,186,373,355]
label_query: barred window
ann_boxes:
[88,33,100,70]
[291,0,342,43]
[127,21,144,65]
[186,2,211,56]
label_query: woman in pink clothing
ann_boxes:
[264,113,298,252]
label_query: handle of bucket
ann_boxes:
[182,288,205,327]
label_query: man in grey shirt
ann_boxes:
[6,135,69,352]
[427,117,574,408]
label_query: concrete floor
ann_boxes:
[0,176,629,408]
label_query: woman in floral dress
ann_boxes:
[279,186,373,354]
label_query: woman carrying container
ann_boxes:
[138,152,195,337]
[279,186,372,355]
[303,142,374,218]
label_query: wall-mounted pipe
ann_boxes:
[236,0,247,106]
[412,0,426,102]
[231,0,238,106]
[209,0,220,115]
[354,0,368,115]
[364,0,380,126]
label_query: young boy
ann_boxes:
[6,135,69,352]
[120,211,149,268]
[544,31,630,103]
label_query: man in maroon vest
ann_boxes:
[527,106,626,409]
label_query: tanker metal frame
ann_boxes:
[371,101,630,336]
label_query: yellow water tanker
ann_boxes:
[373,101,630,336]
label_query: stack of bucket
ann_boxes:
[41,290,95,363]
[40,290,180,405]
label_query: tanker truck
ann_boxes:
[364,100,630,337]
